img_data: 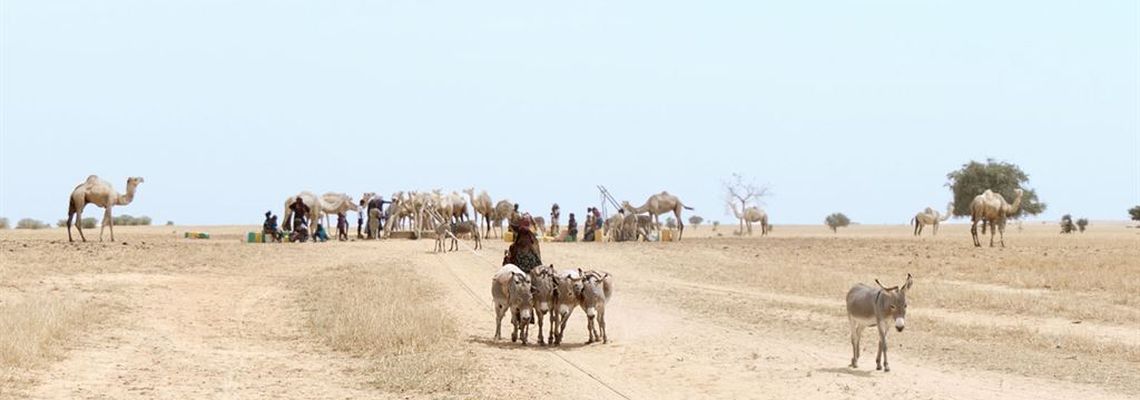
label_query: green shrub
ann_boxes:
[111,214,152,226]
[16,218,50,230]
[58,218,97,229]
[825,213,851,232]
[688,216,703,229]
[1060,214,1076,234]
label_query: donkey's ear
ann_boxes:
[903,273,914,291]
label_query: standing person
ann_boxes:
[289,194,312,241]
[357,200,366,239]
[567,213,578,242]
[503,216,542,273]
[550,203,561,236]
[507,203,521,233]
[592,207,603,230]
[367,195,390,239]
[336,212,349,241]
[583,208,597,242]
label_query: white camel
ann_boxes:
[730,203,769,236]
[464,188,494,237]
[67,175,144,242]
[621,191,695,240]
[912,203,952,236]
[282,191,358,233]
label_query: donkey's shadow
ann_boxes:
[469,335,594,351]
[817,367,874,378]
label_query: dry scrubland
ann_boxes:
[1,222,1137,399]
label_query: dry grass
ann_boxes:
[0,292,105,386]
[299,263,479,395]
[544,222,1140,395]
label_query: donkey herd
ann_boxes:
[492,264,613,347]
[489,260,913,373]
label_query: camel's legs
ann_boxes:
[998,222,1006,247]
[989,221,996,247]
[101,207,114,242]
[675,210,684,240]
[970,219,981,247]
[67,211,75,242]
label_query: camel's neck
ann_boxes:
[116,183,139,206]
[635,201,652,213]
[1008,194,1023,215]
[940,204,953,221]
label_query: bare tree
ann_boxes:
[723,173,771,236]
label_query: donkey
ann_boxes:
[846,274,913,372]
[529,265,556,345]
[492,264,534,345]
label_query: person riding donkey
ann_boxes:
[503,214,542,274]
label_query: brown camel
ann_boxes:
[970,189,1023,247]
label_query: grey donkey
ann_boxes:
[580,269,613,344]
[550,268,584,346]
[846,273,913,372]
[529,265,557,346]
[492,264,534,345]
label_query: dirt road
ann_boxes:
[2,225,1136,399]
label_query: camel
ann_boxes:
[488,200,514,238]
[730,203,769,236]
[67,175,144,242]
[318,192,359,228]
[621,191,694,240]
[464,188,494,236]
[912,203,953,236]
[282,192,359,233]
[448,191,469,222]
[970,189,1023,247]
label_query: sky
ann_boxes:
[2,0,1138,226]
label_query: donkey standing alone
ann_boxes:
[846,274,913,372]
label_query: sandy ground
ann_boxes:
[1,222,1137,399]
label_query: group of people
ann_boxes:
[500,203,606,274]
[261,195,349,243]
[262,195,609,247]
[546,204,604,242]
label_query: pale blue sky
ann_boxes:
[2,1,1138,225]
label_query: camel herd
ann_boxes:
[64,174,1026,248]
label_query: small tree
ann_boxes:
[712,221,720,231]
[1130,206,1140,223]
[166,220,175,226]
[946,159,1045,218]
[0,217,8,229]
[1076,218,1088,233]
[825,213,851,233]
[665,217,677,229]
[688,215,703,230]
[1059,214,1076,234]
[723,173,771,235]
[16,218,50,229]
